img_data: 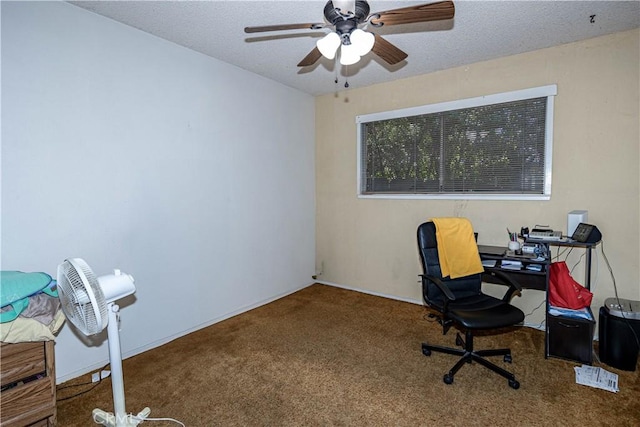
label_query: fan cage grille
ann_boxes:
[58,259,108,335]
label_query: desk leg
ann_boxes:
[584,247,593,290]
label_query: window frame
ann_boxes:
[356,85,557,200]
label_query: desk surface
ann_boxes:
[534,239,600,248]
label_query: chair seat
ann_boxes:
[448,294,525,330]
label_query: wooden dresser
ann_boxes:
[0,341,56,426]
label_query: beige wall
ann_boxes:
[315,29,639,327]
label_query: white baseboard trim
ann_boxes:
[56,282,315,384]
[316,280,551,333]
[523,322,545,331]
[315,280,423,306]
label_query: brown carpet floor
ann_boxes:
[57,284,640,426]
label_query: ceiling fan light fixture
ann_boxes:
[349,29,375,56]
[317,32,341,59]
[339,42,361,66]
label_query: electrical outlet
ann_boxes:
[91,370,111,383]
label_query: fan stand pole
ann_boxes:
[93,303,150,427]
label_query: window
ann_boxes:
[357,85,557,200]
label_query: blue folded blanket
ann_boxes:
[1,271,58,323]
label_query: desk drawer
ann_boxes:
[0,376,54,426]
[0,342,46,387]
[547,311,595,364]
[1,341,55,426]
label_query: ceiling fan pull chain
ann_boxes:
[344,64,349,88]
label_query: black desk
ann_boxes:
[478,240,599,364]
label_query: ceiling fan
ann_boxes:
[244,0,455,67]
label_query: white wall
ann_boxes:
[1,1,315,382]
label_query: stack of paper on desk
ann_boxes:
[500,260,522,270]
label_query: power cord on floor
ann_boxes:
[58,381,103,401]
[57,363,111,401]
[57,365,186,425]
[132,416,185,426]
[92,409,186,426]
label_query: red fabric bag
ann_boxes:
[548,261,593,309]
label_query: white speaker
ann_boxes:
[568,210,588,237]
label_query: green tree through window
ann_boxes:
[358,87,555,199]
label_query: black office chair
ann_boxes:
[417,221,525,389]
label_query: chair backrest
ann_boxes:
[417,221,482,310]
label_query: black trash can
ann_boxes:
[599,298,640,371]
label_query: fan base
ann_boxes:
[92,407,151,426]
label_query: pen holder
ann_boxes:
[508,241,521,251]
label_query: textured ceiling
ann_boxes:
[68,1,640,96]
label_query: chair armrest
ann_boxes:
[489,270,523,301]
[420,274,456,302]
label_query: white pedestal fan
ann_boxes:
[57,258,150,426]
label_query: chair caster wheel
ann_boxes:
[443,374,454,385]
[509,379,520,389]
[422,347,431,357]
[504,354,512,363]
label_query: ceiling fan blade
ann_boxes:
[297,47,323,67]
[244,23,324,33]
[370,0,455,27]
[371,34,408,65]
